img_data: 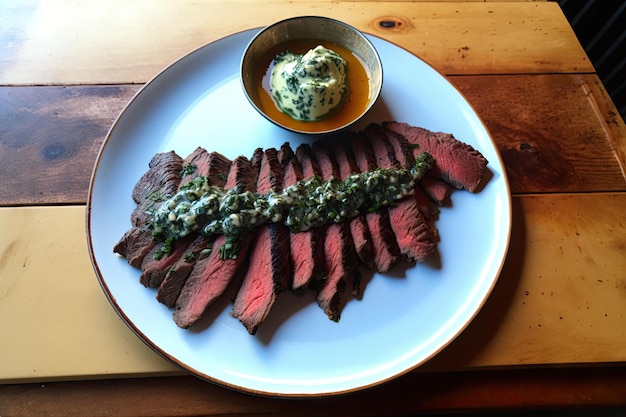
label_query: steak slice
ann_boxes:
[154,151,233,303]
[365,124,435,262]
[113,225,155,268]
[347,133,403,273]
[311,142,358,321]
[138,150,232,288]
[156,234,213,307]
[279,143,324,294]
[419,176,452,206]
[130,151,184,227]
[295,143,327,290]
[139,234,194,288]
[173,156,258,329]
[383,121,488,192]
[115,151,183,267]
[384,128,440,247]
[232,148,291,335]
[324,136,375,274]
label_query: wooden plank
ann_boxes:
[0,86,139,205]
[2,74,625,206]
[425,193,626,370]
[0,206,180,382]
[1,368,626,416]
[453,74,626,193]
[1,194,625,383]
[0,1,590,85]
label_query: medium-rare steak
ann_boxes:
[138,150,232,288]
[383,121,488,192]
[113,225,156,269]
[156,234,213,308]
[130,151,184,227]
[346,134,402,273]
[319,136,374,276]
[173,156,258,329]
[384,128,440,246]
[139,235,194,288]
[311,142,358,321]
[278,143,324,294]
[419,176,452,207]
[365,124,435,262]
[155,150,232,305]
[179,147,232,189]
[232,148,291,335]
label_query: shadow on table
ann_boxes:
[422,196,526,370]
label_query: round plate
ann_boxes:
[86,28,511,397]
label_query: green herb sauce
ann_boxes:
[150,152,434,259]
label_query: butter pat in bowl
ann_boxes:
[241,16,383,135]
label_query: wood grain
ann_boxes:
[2,74,625,206]
[453,74,626,193]
[0,1,590,85]
[2,367,626,417]
[0,86,138,205]
[1,194,625,383]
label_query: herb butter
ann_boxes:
[270,45,348,121]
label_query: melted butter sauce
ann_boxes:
[256,39,371,133]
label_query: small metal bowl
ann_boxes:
[241,16,383,135]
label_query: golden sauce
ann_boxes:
[256,40,371,133]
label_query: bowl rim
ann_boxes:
[240,15,383,135]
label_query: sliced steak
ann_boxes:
[130,151,184,227]
[173,156,259,329]
[365,124,435,262]
[346,133,403,273]
[138,150,232,288]
[278,143,324,294]
[156,234,213,307]
[324,136,375,274]
[295,143,326,290]
[179,147,231,189]
[154,151,233,303]
[115,151,183,266]
[139,235,194,288]
[383,121,488,192]
[420,176,452,206]
[311,142,358,322]
[113,225,156,268]
[384,128,440,247]
[232,148,291,335]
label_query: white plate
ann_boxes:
[86,29,511,397]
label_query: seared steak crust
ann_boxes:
[156,234,213,308]
[115,151,183,267]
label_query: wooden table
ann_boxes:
[2,1,626,415]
